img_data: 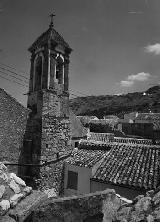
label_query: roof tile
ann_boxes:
[93,143,160,190]
[65,149,105,168]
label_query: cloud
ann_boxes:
[120,72,151,87]
[120,80,134,87]
[145,43,160,55]
[127,72,150,81]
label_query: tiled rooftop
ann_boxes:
[88,132,153,145]
[113,137,153,145]
[79,139,159,151]
[93,144,160,190]
[135,113,160,121]
[65,149,105,168]
[88,132,114,142]
[78,139,114,151]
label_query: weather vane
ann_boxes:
[49,12,56,28]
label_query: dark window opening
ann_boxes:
[56,56,63,84]
[75,141,79,147]
[32,104,37,114]
[67,170,78,190]
[34,56,43,91]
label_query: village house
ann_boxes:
[64,140,160,200]
[118,112,160,142]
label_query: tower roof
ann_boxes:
[28,25,72,53]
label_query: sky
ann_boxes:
[0,0,160,106]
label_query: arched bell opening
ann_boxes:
[55,55,64,84]
[34,54,43,91]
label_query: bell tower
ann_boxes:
[27,14,71,118]
[19,15,72,185]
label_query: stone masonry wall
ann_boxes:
[42,115,71,161]
[35,157,66,194]
[8,189,121,222]
[41,90,71,161]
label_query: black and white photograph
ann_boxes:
[0,0,160,221]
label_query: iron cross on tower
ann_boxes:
[49,13,56,28]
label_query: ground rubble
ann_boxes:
[0,162,32,216]
[114,188,160,221]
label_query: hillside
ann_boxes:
[69,86,160,118]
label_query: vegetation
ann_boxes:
[70,86,160,118]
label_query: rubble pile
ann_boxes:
[0,162,32,216]
[115,188,160,221]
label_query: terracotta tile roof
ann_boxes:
[93,144,160,190]
[78,139,114,151]
[114,137,153,145]
[88,132,153,145]
[88,132,114,142]
[65,149,105,168]
[135,113,160,121]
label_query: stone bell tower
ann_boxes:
[19,15,72,183]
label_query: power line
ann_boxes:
[0,62,89,97]
[0,70,28,88]
[0,67,28,84]
[0,64,29,81]
[0,62,29,80]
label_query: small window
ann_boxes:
[67,171,78,190]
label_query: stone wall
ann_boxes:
[3,185,160,222]
[36,157,66,194]
[42,115,71,161]
[7,189,122,222]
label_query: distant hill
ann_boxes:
[69,85,160,118]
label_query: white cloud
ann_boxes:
[127,72,150,81]
[120,80,134,87]
[120,72,151,87]
[145,43,160,55]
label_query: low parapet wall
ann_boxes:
[4,187,160,222]
[7,189,122,222]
